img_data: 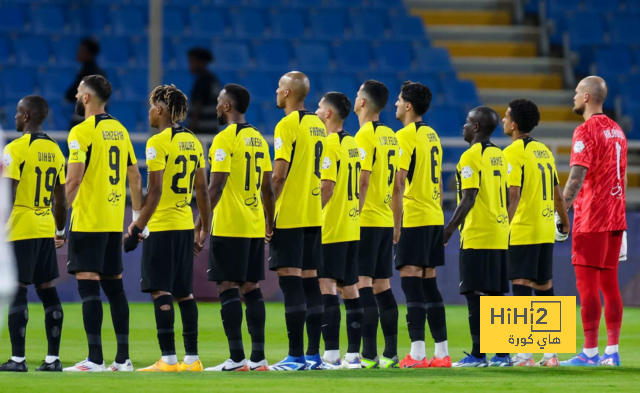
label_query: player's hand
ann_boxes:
[194,227,203,255]
[128,221,136,236]
[393,227,401,245]
[443,225,454,247]
[123,226,143,252]
[54,233,67,249]
[265,221,274,244]
[554,211,569,242]
[194,229,207,255]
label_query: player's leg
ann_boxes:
[508,244,536,366]
[320,277,342,368]
[532,243,559,366]
[373,228,398,368]
[242,281,267,370]
[357,227,379,368]
[338,241,363,369]
[599,231,624,366]
[453,291,487,367]
[301,227,324,369]
[209,281,247,371]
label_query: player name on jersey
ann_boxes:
[37,152,57,162]
[379,135,398,146]
[178,142,196,151]
[102,130,125,140]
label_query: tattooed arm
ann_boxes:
[562,165,588,210]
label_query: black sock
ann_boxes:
[178,298,199,357]
[401,277,426,343]
[78,280,103,364]
[321,294,340,351]
[376,288,398,359]
[534,287,554,296]
[100,279,129,363]
[220,289,244,362]
[496,353,509,357]
[153,295,175,358]
[302,277,323,356]
[244,288,266,362]
[465,293,482,358]
[343,297,363,354]
[279,276,306,358]
[36,287,63,357]
[359,287,378,360]
[423,278,447,343]
[8,286,28,358]
[512,284,532,297]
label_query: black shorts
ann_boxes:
[269,226,322,271]
[68,231,123,276]
[358,227,393,279]
[395,226,445,270]
[459,248,509,294]
[12,238,59,285]
[319,241,359,286]
[209,236,265,283]
[508,243,554,282]
[141,230,194,298]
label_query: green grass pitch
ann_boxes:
[2,303,640,392]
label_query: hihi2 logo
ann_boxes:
[480,296,576,353]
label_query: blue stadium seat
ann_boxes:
[617,76,640,101]
[38,70,75,100]
[567,13,606,49]
[109,103,140,132]
[1,69,36,99]
[111,7,146,36]
[248,0,284,7]
[343,115,359,134]
[255,41,292,71]
[294,42,331,72]
[416,47,454,74]
[51,37,79,68]
[30,6,66,35]
[350,11,387,40]
[172,39,210,69]
[98,38,131,68]
[164,7,187,37]
[442,147,467,164]
[230,10,266,39]
[583,0,621,13]
[239,72,279,103]
[2,103,17,130]
[290,0,325,7]
[389,15,425,40]
[334,41,372,72]
[365,74,401,104]
[243,104,262,129]
[44,102,74,132]
[629,0,640,14]
[595,48,633,76]
[378,111,399,128]
[0,38,11,65]
[443,80,480,108]
[426,107,465,137]
[163,71,194,93]
[0,6,26,33]
[371,0,404,8]
[609,16,640,45]
[262,108,282,134]
[374,42,413,72]
[270,10,306,39]
[318,74,358,96]
[403,73,441,96]
[119,71,148,101]
[310,11,346,39]
[213,42,252,71]
[215,71,238,86]
[68,5,108,35]
[546,0,580,15]
[12,38,50,67]
[190,9,226,38]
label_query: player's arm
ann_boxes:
[562,165,588,209]
[358,170,371,214]
[208,171,229,213]
[272,159,289,201]
[507,186,521,222]
[321,179,335,209]
[127,164,143,212]
[9,179,18,206]
[193,167,211,248]
[262,171,275,243]
[443,188,478,245]
[65,162,84,207]
[392,169,407,245]
[133,170,163,230]
[53,183,67,248]
[554,184,570,234]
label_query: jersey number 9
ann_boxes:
[34,167,57,207]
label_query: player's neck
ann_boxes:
[157,119,177,131]
[226,113,246,125]
[84,105,107,119]
[357,111,380,128]
[470,135,490,145]
[583,106,604,121]
[511,131,530,141]
[21,126,43,135]
[325,121,343,135]
[284,102,306,116]
[402,114,422,127]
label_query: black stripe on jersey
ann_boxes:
[83,144,92,174]
[29,133,57,146]
[95,113,114,128]
[234,123,257,135]
[480,141,497,155]
[171,126,191,140]
[128,153,133,166]
[523,136,534,148]
[415,121,425,130]
[406,148,417,184]
[372,147,377,166]
[520,165,525,193]
[455,170,465,233]
[298,110,316,123]
[19,161,25,177]
[286,141,296,177]
[371,121,384,131]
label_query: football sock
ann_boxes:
[302,277,324,356]
[435,341,449,358]
[464,293,483,358]
[45,355,59,363]
[153,295,176,362]
[219,289,244,362]
[8,286,28,358]
[583,347,599,357]
[359,287,378,360]
[518,353,533,360]
[543,353,556,358]
[599,268,623,346]
[78,280,103,364]
[100,279,129,363]
[324,350,340,364]
[279,276,306,358]
[410,341,426,361]
[423,278,448,346]
[343,297,363,354]
[512,284,532,296]
[178,298,199,358]
[605,345,619,355]
[534,287,554,296]
[401,277,426,349]
[376,288,398,359]
[36,287,63,357]
[244,288,266,362]
[574,265,601,348]
[321,294,341,352]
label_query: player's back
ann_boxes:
[456,142,509,249]
[355,121,398,227]
[3,133,65,241]
[68,113,137,232]
[274,110,326,229]
[397,121,443,227]
[571,114,627,233]
[210,123,271,238]
[322,130,361,244]
[504,137,557,245]
[146,126,204,232]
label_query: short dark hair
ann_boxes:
[20,95,49,125]
[361,80,389,112]
[188,47,214,63]
[322,92,351,120]
[508,98,540,133]
[224,84,251,114]
[400,81,432,116]
[80,38,100,56]
[82,75,112,102]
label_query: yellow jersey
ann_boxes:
[68,114,137,232]
[456,142,509,250]
[397,121,444,227]
[503,137,558,245]
[3,133,66,241]
[321,131,361,244]
[145,126,204,232]
[354,121,398,228]
[274,110,326,229]
[209,123,272,238]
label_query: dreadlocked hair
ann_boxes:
[149,84,188,124]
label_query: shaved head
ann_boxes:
[470,106,499,135]
[573,76,608,115]
[19,95,49,125]
[281,71,310,100]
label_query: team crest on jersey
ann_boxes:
[399,148,403,157]
[214,148,226,162]
[2,154,12,167]
[69,140,80,150]
[461,166,473,179]
[507,163,512,175]
[574,141,585,153]
[322,156,332,170]
[359,148,366,161]
[275,137,283,151]
[146,147,157,160]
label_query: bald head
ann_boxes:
[578,76,608,104]
[469,106,499,135]
[281,71,310,101]
[19,95,49,125]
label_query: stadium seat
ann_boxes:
[255,41,292,71]
[378,111,398,128]
[290,0,325,8]
[443,80,480,108]
[365,74,401,105]
[270,10,307,39]
[111,7,146,36]
[189,9,226,38]
[609,16,640,46]
[416,47,454,74]
[349,11,387,40]
[230,10,266,39]
[239,72,279,103]
[294,42,332,71]
[163,71,194,93]
[309,11,346,39]
[51,37,80,68]
[567,13,606,49]
[2,103,17,130]
[426,107,465,137]
[546,0,581,15]
[248,0,284,7]
[243,104,262,129]
[374,42,413,72]
[29,6,66,35]
[164,7,187,37]
[119,71,148,101]
[0,69,36,100]
[595,48,633,76]
[262,107,283,134]
[629,0,640,14]
[334,41,372,72]
[318,74,359,96]
[371,0,404,9]
[98,38,132,68]
[403,73,441,96]
[0,6,26,33]
[212,42,252,71]
[583,0,621,13]
[0,38,11,65]
[68,5,108,35]
[38,70,75,100]
[109,103,140,132]
[172,38,211,69]
[12,38,50,67]
[215,71,238,86]
[389,15,426,40]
